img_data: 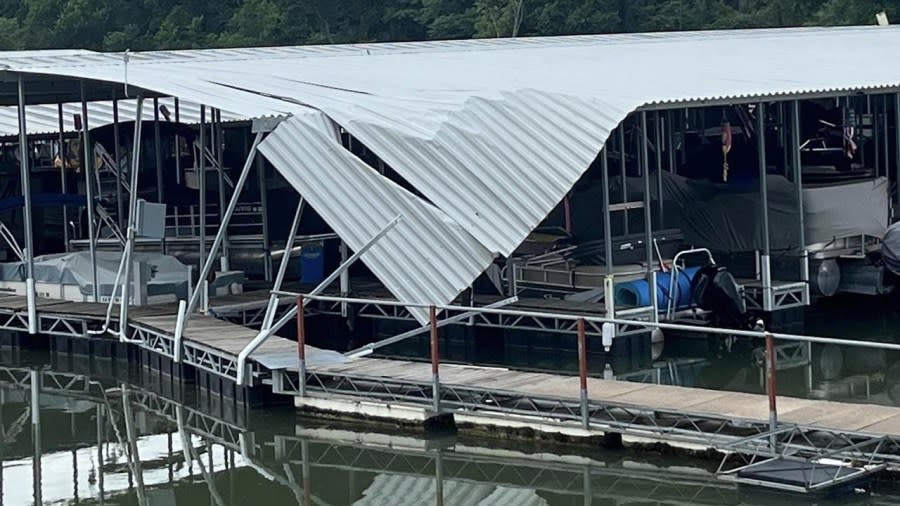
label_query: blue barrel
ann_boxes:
[300,242,325,284]
[614,267,701,310]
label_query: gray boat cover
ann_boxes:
[658,173,888,252]
[0,251,190,298]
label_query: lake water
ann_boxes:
[4,293,900,504]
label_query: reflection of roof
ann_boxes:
[4,26,900,314]
[355,474,547,506]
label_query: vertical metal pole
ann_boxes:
[577,318,589,430]
[791,101,809,301]
[297,295,306,397]
[153,97,163,203]
[112,98,124,230]
[256,155,272,281]
[340,241,349,317]
[301,439,311,506]
[618,125,628,234]
[430,305,440,414]
[17,76,37,334]
[58,103,70,251]
[765,332,778,448]
[667,111,676,174]
[884,95,890,179]
[896,93,900,216]
[654,111,664,227]
[215,109,230,271]
[641,112,653,273]
[175,98,182,186]
[119,96,144,341]
[601,148,614,275]
[80,81,99,301]
[757,103,772,311]
[31,370,41,506]
[874,96,881,177]
[199,106,207,279]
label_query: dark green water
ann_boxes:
[4,294,900,505]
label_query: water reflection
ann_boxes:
[2,355,900,506]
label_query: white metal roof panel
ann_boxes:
[5,25,900,306]
[258,112,494,323]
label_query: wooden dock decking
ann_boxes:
[301,356,900,439]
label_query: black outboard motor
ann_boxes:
[690,264,749,329]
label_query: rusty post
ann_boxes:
[578,318,589,430]
[430,305,440,414]
[766,332,777,447]
[297,295,306,397]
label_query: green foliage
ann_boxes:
[0,0,895,50]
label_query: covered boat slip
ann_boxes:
[1,25,899,325]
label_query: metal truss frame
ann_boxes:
[310,298,653,338]
[744,281,808,312]
[280,368,900,472]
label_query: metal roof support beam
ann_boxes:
[601,147,614,276]
[757,103,773,311]
[118,95,144,342]
[112,97,123,230]
[214,109,230,272]
[235,215,401,386]
[260,199,304,331]
[80,81,99,301]
[790,100,809,306]
[896,93,900,216]
[16,76,36,334]
[186,131,264,318]
[641,112,653,273]
[57,103,70,252]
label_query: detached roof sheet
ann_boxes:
[3,25,900,306]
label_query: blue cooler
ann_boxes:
[300,242,325,284]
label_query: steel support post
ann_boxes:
[199,106,207,277]
[577,318,589,430]
[895,93,900,216]
[765,332,778,449]
[119,96,145,341]
[340,240,349,317]
[122,387,146,502]
[260,199,304,330]
[430,305,441,414]
[601,148,614,275]
[16,76,37,334]
[256,156,272,281]
[186,132,264,316]
[757,103,773,311]
[153,98,166,255]
[57,103,70,251]
[112,98,124,229]
[641,112,653,274]
[667,111,676,173]
[175,98,182,185]
[235,216,401,385]
[174,300,187,362]
[790,101,809,301]
[215,109,230,271]
[80,81,100,301]
[297,295,306,397]
[654,111,664,227]
[96,404,104,499]
[618,125,628,234]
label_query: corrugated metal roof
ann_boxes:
[355,474,494,505]
[259,113,494,323]
[3,25,900,306]
[0,98,245,137]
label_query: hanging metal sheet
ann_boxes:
[259,112,494,322]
